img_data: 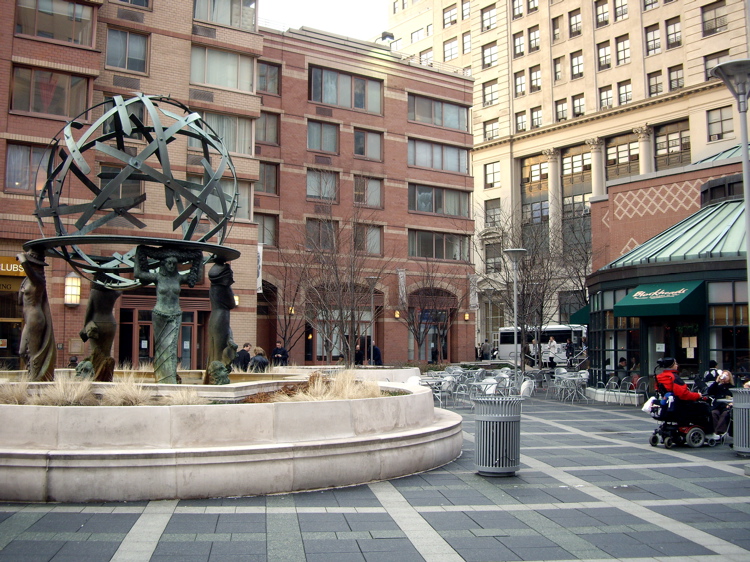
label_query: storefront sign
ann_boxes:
[0,257,25,277]
[631,287,689,300]
[0,277,23,292]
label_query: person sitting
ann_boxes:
[614,357,628,383]
[707,370,734,434]
[656,357,718,439]
[694,360,720,393]
[247,347,269,373]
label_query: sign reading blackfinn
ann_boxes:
[0,256,25,277]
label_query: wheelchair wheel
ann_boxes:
[664,436,675,449]
[649,434,659,447]
[686,427,705,448]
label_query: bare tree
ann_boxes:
[262,246,309,355]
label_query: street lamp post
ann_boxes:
[711,60,750,332]
[366,276,378,365]
[504,248,527,376]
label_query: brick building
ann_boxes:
[0,0,475,371]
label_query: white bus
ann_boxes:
[494,324,587,366]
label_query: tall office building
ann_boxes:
[389,0,749,345]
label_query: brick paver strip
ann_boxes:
[110,500,177,562]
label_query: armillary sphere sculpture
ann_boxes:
[23,93,241,383]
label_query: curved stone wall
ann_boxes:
[0,382,462,502]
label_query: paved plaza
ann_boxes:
[0,396,749,561]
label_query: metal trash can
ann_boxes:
[734,388,750,457]
[472,395,523,476]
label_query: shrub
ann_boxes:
[29,374,98,406]
[159,387,211,406]
[100,376,154,406]
[0,374,31,404]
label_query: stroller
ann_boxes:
[648,391,720,448]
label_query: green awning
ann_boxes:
[570,304,590,325]
[613,280,705,317]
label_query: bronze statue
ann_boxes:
[80,275,121,382]
[206,360,231,385]
[134,245,202,384]
[75,360,95,379]
[17,249,56,381]
[204,259,237,384]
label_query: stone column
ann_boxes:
[543,148,562,255]
[634,125,654,175]
[586,137,606,198]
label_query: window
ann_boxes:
[306,169,338,201]
[595,0,609,27]
[598,42,611,70]
[5,144,51,193]
[648,71,663,96]
[655,120,691,167]
[411,28,424,43]
[599,86,613,108]
[194,112,253,153]
[354,224,382,255]
[354,129,382,160]
[256,162,278,194]
[572,94,585,116]
[443,38,458,61]
[528,26,540,52]
[515,112,527,133]
[407,94,468,131]
[514,71,526,97]
[705,50,729,80]
[106,29,147,72]
[193,0,256,31]
[530,106,542,129]
[354,176,382,207]
[556,99,568,121]
[616,35,630,65]
[443,4,457,27]
[11,67,87,118]
[552,16,562,41]
[644,0,658,10]
[481,6,497,30]
[528,0,538,13]
[419,49,433,65]
[482,43,498,68]
[309,67,382,114]
[614,0,628,20]
[605,134,639,177]
[307,121,338,153]
[618,81,632,104]
[102,96,144,139]
[666,18,681,49]
[408,184,469,217]
[554,57,563,81]
[669,65,684,90]
[191,46,253,91]
[512,0,523,19]
[530,66,541,92]
[708,106,733,141]
[256,214,277,246]
[513,32,525,57]
[485,162,501,188]
[482,80,499,106]
[15,0,94,46]
[426,24,433,36]
[407,139,469,173]
[569,10,582,37]
[100,165,143,210]
[254,111,278,145]
[257,62,279,94]
[408,230,469,261]
[462,32,471,54]
[117,0,148,5]
[485,198,502,227]
[562,152,591,176]
[390,38,402,51]
[570,51,583,79]
[462,1,470,19]
[484,119,499,141]
[645,24,660,56]
[702,1,727,36]
[306,218,336,251]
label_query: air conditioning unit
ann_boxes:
[710,134,721,141]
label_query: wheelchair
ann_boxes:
[648,393,719,449]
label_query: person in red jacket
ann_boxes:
[656,358,718,439]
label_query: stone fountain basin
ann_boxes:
[0,381,462,502]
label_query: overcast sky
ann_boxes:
[259,0,390,42]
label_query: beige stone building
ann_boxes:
[389,0,749,347]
